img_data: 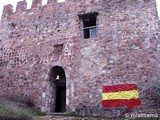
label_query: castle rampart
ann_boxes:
[0,0,159,116]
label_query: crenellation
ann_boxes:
[2,4,13,18]
[1,0,102,20]
[31,0,43,9]
[16,0,27,13]
[47,0,53,4]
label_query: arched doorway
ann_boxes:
[50,66,66,112]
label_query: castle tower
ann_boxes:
[0,0,159,116]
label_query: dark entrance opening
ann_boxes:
[55,85,66,112]
[50,66,66,112]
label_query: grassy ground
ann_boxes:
[34,112,159,120]
[0,98,46,120]
[0,99,159,120]
[34,115,159,120]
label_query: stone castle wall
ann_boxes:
[0,0,159,115]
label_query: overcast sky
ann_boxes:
[0,0,159,19]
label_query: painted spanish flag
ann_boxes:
[102,84,141,110]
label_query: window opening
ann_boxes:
[83,16,97,39]
[78,11,98,39]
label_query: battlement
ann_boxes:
[1,0,157,19]
[2,4,13,18]
[1,0,64,19]
[16,0,27,13]
[31,0,42,9]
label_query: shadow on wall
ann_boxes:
[141,83,160,109]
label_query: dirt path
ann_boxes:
[34,115,75,120]
[33,115,111,120]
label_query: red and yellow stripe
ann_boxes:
[102,84,141,110]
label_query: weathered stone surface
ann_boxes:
[0,0,159,117]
